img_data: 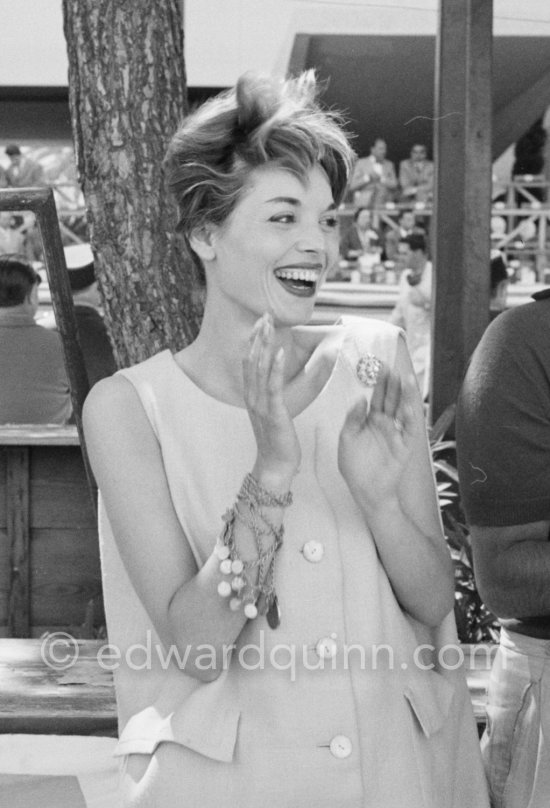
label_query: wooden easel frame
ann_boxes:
[0,187,97,501]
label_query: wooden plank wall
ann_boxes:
[0,435,103,638]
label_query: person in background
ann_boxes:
[398,143,434,205]
[489,250,510,321]
[339,206,381,261]
[0,212,26,255]
[5,144,46,188]
[390,232,432,398]
[456,285,550,808]
[383,208,419,262]
[0,254,71,424]
[83,72,487,808]
[348,137,398,209]
[64,243,117,388]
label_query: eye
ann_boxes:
[270,213,296,224]
[320,214,339,231]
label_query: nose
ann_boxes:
[295,221,327,255]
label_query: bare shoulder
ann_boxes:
[83,374,139,433]
[84,374,133,415]
[83,373,155,462]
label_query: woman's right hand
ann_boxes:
[243,312,301,487]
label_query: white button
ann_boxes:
[302,540,325,563]
[329,735,352,759]
[316,637,337,659]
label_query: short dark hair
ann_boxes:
[0,254,40,307]
[164,71,355,283]
[401,233,427,253]
[5,144,21,157]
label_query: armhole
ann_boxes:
[117,367,161,443]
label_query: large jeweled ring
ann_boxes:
[393,417,404,433]
[356,354,381,387]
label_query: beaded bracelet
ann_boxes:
[240,472,293,508]
[214,474,292,628]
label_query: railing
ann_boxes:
[338,177,550,284]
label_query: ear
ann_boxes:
[189,224,217,262]
[27,283,39,308]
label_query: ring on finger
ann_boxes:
[393,417,404,433]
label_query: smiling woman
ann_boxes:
[82,72,489,807]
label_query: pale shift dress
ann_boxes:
[98,318,489,807]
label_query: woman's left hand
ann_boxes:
[337,367,417,509]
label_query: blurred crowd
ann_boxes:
[334,138,521,398]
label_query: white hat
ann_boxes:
[64,244,95,290]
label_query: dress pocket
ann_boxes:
[115,670,241,763]
[403,670,457,808]
[404,669,455,737]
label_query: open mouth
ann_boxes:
[273,268,320,298]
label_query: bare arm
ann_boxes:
[338,336,454,626]
[471,520,550,618]
[84,314,299,682]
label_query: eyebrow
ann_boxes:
[264,196,337,211]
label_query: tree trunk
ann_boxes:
[62,0,204,367]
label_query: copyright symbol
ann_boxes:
[40,632,79,670]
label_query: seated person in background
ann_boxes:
[339,207,381,261]
[64,244,117,388]
[0,255,72,424]
[383,209,419,261]
[398,144,434,204]
[489,250,509,322]
[5,144,46,188]
[0,212,25,255]
[348,138,398,209]
[390,233,432,399]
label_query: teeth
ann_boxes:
[274,269,318,282]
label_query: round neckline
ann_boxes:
[166,326,347,418]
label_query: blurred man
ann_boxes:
[0,255,71,423]
[5,144,45,188]
[398,143,434,204]
[339,207,381,261]
[349,138,398,209]
[384,208,419,261]
[390,233,432,398]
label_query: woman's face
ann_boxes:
[206,164,339,326]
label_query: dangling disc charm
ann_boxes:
[266,595,281,629]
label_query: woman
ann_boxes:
[84,73,488,807]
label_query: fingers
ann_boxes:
[367,365,419,445]
[369,363,400,419]
[368,363,388,414]
[384,370,401,420]
[393,374,418,439]
[343,396,369,435]
[243,313,283,411]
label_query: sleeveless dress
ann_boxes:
[98,318,489,808]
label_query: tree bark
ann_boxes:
[62,0,204,367]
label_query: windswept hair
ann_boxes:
[0,254,39,307]
[164,71,355,276]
